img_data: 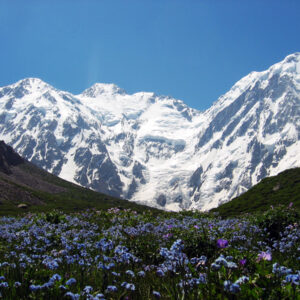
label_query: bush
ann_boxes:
[257,205,299,240]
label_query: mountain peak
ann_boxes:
[212,52,300,112]
[268,52,300,76]
[81,83,126,97]
[9,78,55,94]
[17,77,48,87]
[284,52,300,61]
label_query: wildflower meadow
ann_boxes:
[0,205,299,299]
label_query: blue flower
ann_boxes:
[78,259,85,266]
[66,278,77,286]
[230,283,241,294]
[170,239,184,253]
[198,273,207,284]
[65,292,80,300]
[29,284,41,292]
[285,274,300,285]
[227,261,238,269]
[44,259,59,269]
[125,283,135,291]
[153,291,161,298]
[83,285,93,293]
[106,285,117,292]
[137,270,145,277]
[224,281,241,294]
[235,276,249,285]
[211,263,221,271]
[215,255,228,266]
[95,293,106,300]
[50,273,62,282]
[0,282,8,288]
[224,280,232,292]
[42,281,54,289]
[126,270,135,277]
[272,263,292,277]
[156,269,165,277]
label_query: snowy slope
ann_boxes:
[0,53,299,210]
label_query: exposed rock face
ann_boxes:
[0,53,300,210]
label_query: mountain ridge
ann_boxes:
[0,53,299,211]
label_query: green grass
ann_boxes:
[211,167,300,217]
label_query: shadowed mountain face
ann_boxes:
[0,53,300,211]
[0,141,154,214]
[0,140,63,208]
[0,140,24,174]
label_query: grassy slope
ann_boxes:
[211,167,300,217]
[0,161,159,216]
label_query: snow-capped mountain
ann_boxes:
[0,53,299,210]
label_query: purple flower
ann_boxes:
[288,202,293,208]
[217,239,228,248]
[257,251,272,261]
[162,233,173,239]
[239,259,247,266]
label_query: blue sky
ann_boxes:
[1,0,299,110]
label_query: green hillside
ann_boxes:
[0,161,159,216]
[211,167,300,217]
